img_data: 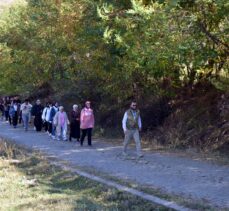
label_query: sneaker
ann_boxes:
[137,154,144,158]
[122,152,128,157]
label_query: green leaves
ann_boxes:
[0,0,228,100]
[98,0,228,93]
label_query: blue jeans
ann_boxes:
[22,113,29,130]
[52,124,56,136]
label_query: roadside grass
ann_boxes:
[0,139,171,211]
[66,164,219,211]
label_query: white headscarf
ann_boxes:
[59,106,64,112]
[73,104,78,111]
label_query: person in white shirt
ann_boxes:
[122,101,143,158]
[42,102,52,134]
[20,99,32,131]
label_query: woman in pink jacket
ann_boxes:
[80,101,95,146]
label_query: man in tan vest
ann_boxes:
[122,101,143,158]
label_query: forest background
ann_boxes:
[0,0,228,152]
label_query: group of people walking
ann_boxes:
[0,97,33,131]
[0,97,143,157]
[0,97,95,146]
[36,100,94,146]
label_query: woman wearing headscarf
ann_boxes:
[69,104,80,142]
[53,106,69,141]
[80,101,95,146]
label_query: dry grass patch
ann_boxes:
[0,139,171,211]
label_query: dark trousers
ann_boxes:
[34,116,42,131]
[69,121,80,141]
[12,113,18,127]
[48,122,52,134]
[80,128,92,146]
[43,121,49,132]
[9,115,12,125]
[18,113,22,124]
[5,111,9,121]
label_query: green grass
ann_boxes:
[69,164,218,211]
[0,140,172,211]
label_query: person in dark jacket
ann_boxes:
[31,100,44,132]
[15,96,22,124]
[0,101,4,120]
[4,98,10,123]
[12,100,20,128]
[69,104,80,142]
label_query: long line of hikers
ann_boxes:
[0,96,143,158]
[0,97,94,146]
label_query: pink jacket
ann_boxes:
[80,108,95,129]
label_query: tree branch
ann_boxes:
[198,22,229,54]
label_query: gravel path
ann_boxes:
[0,121,228,208]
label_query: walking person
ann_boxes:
[69,104,80,142]
[53,106,69,141]
[42,103,51,134]
[20,99,32,131]
[15,96,22,124]
[8,100,14,125]
[49,102,59,140]
[0,101,5,121]
[31,99,44,132]
[8,98,15,125]
[80,101,95,146]
[4,98,10,123]
[9,101,20,128]
[9,101,15,126]
[122,101,143,158]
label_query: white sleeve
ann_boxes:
[122,112,128,131]
[42,108,46,120]
[20,104,24,111]
[138,116,142,129]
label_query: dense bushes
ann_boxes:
[149,82,229,151]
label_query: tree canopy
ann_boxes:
[0,0,228,99]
